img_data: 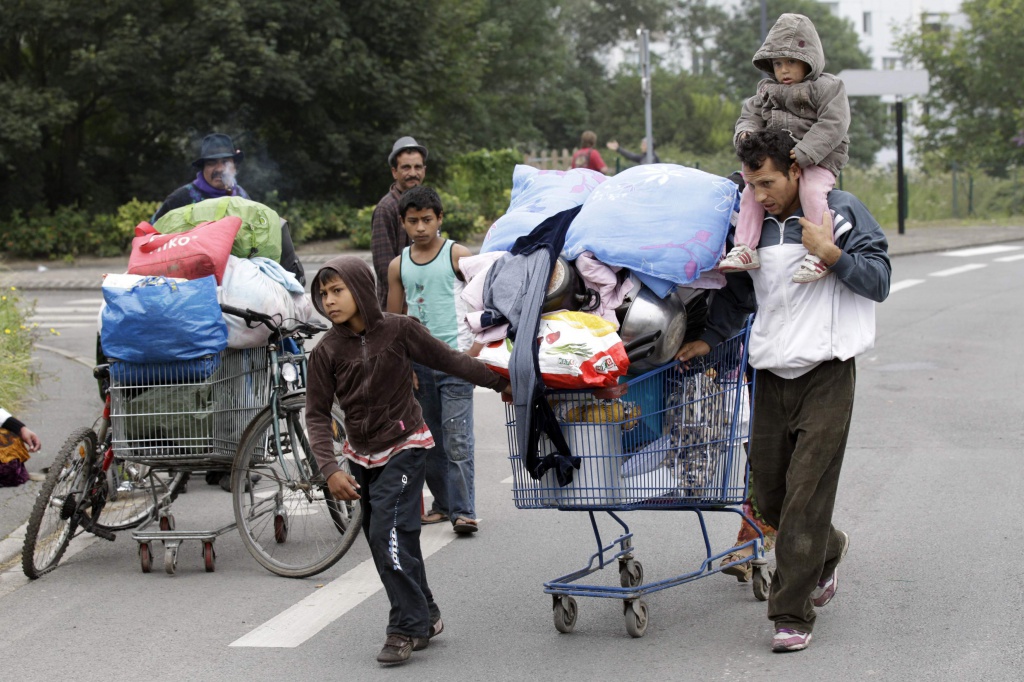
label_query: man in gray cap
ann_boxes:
[151,133,251,222]
[371,135,428,308]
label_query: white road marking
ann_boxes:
[230,522,456,648]
[0,523,100,599]
[994,253,1024,263]
[941,245,1022,257]
[890,279,926,293]
[929,263,987,278]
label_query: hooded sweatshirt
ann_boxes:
[734,13,850,176]
[305,255,508,479]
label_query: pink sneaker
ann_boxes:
[772,627,812,652]
[792,253,829,283]
[811,530,850,607]
[717,245,760,272]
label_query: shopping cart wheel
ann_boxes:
[159,514,175,532]
[274,514,288,544]
[164,545,178,575]
[203,542,216,573]
[619,558,644,588]
[752,565,772,601]
[552,595,578,634]
[139,543,152,573]
[623,599,649,638]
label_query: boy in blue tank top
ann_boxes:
[386,186,480,534]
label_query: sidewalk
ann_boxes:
[2,224,1023,290]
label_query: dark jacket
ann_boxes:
[735,13,850,176]
[370,184,407,310]
[305,255,508,479]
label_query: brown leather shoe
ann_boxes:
[412,617,444,651]
[376,634,413,665]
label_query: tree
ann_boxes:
[898,0,1024,174]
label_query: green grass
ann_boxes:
[0,282,38,412]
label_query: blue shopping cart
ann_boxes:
[505,322,771,637]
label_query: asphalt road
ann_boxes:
[1,244,1022,681]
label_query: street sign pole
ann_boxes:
[638,28,654,165]
[837,69,929,236]
[896,96,905,234]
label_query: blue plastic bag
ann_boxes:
[101,275,228,363]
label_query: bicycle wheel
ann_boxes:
[94,461,185,532]
[232,394,361,578]
[22,428,96,578]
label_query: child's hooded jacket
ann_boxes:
[735,12,850,176]
[305,255,507,480]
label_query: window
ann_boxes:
[882,57,902,71]
[863,12,872,35]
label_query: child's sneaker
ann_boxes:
[792,253,829,283]
[717,245,760,272]
[377,634,413,665]
[772,627,812,652]
[811,530,850,607]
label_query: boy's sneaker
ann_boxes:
[792,254,829,283]
[377,634,413,665]
[772,627,812,653]
[412,617,444,651]
[717,245,760,272]
[811,530,850,607]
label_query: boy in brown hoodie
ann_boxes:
[305,255,509,666]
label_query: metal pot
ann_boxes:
[543,257,599,313]
[615,282,689,374]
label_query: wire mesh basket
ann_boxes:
[109,348,271,467]
[506,326,753,510]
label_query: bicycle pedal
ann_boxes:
[88,525,116,542]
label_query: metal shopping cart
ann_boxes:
[505,322,770,637]
[103,307,361,576]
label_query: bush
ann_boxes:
[0,284,38,411]
[444,148,520,221]
[348,206,376,249]
[436,189,487,242]
[273,197,357,245]
[0,199,158,259]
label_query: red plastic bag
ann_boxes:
[477,311,629,389]
[128,217,242,283]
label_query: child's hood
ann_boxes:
[310,255,383,333]
[752,13,825,81]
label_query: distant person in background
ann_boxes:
[606,137,660,165]
[151,133,250,222]
[372,136,429,310]
[571,130,611,174]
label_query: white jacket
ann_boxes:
[703,190,891,377]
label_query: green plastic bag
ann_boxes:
[153,196,283,261]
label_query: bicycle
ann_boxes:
[23,304,362,579]
[219,304,362,578]
[22,391,185,579]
